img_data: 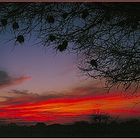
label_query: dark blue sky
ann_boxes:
[0,37,91,98]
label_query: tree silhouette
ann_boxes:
[34,122,47,128]
[91,113,111,124]
[0,3,140,90]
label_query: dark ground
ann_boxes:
[0,119,140,138]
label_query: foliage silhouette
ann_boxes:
[0,3,140,90]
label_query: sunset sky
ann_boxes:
[0,37,140,125]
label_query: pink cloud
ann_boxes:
[0,76,31,89]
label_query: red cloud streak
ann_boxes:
[0,93,140,124]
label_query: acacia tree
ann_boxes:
[0,3,140,90]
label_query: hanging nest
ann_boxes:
[16,35,24,44]
[81,9,89,19]
[12,22,19,30]
[49,34,56,42]
[57,40,68,52]
[46,15,55,23]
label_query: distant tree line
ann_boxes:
[0,114,140,137]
